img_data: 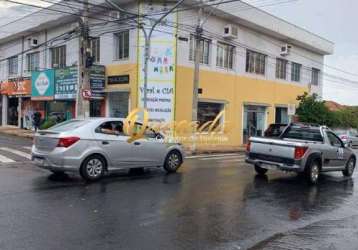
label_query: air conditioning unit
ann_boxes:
[280,44,291,56]
[223,24,238,39]
[28,37,39,48]
[109,11,120,20]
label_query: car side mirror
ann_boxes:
[156,133,163,140]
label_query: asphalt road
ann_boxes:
[0,134,358,250]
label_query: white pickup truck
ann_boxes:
[246,123,356,184]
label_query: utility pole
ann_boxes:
[191,4,203,123]
[191,2,203,152]
[76,0,91,119]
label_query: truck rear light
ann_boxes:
[57,137,80,148]
[246,142,251,152]
[294,146,308,160]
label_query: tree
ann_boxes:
[296,92,337,126]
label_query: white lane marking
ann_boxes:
[200,155,245,161]
[23,146,32,151]
[186,153,242,159]
[0,154,15,163]
[0,147,31,160]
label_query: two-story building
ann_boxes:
[0,0,334,147]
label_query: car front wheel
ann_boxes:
[80,155,105,181]
[164,151,182,173]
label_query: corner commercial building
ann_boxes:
[0,0,334,147]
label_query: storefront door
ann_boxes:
[90,100,102,117]
[8,97,18,126]
[243,105,266,144]
[275,107,289,124]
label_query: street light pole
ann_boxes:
[106,0,185,109]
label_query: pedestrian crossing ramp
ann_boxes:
[0,146,32,164]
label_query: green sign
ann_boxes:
[31,69,55,100]
[55,66,78,100]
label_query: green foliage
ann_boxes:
[296,92,336,126]
[296,92,358,128]
[40,118,57,130]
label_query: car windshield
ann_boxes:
[334,130,347,135]
[47,120,87,132]
[281,126,323,142]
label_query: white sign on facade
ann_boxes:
[137,3,177,123]
[288,104,296,116]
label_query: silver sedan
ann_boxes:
[31,118,184,181]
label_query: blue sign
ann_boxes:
[31,69,55,100]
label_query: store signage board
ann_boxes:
[137,3,177,123]
[90,65,105,98]
[0,79,31,96]
[54,66,105,100]
[31,69,55,100]
[55,66,78,100]
[108,75,130,85]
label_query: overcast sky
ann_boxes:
[246,0,358,106]
[1,0,357,105]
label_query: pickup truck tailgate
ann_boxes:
[248,137,306,165]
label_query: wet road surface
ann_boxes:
[0,134,358,249]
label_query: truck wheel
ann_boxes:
[254,165,268,175]
[343,157,356,177]
[305,160,320,185]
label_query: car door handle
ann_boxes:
[102,141,109,145]
[134,141,141,146]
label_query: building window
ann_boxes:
[276,58,287,80]
[216,42,235,69]
[51,45,66,68]
[8,56,18,76]
[114,31,129,60]
[291,62,301,82]
[311,68,320,86]
[26,52,40,72]
[189,35,210,65]
[90,37,100,63]
[245,50,266,75]
[197,102,224,131]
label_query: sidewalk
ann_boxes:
[0,126,34,139]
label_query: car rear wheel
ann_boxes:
[254,165,268,175]
[343,157,356,177]
[164,151,182,173]
[80,155,105,181]
[306,160,320,185]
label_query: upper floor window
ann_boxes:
[8,56,18,76]
[114,30,129,60]
[276,58,287,80]
[27,52,40,72]
[90,37,100,63]
[291,62,301,82]
[216,42,235,69]
[311,68,320,86]
[246,50,266,75]
[51,45,66,68]
[189,34,210,65]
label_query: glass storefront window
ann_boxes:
[108,92,129,118]
[275,107,289,124]
[197,102,224,131]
